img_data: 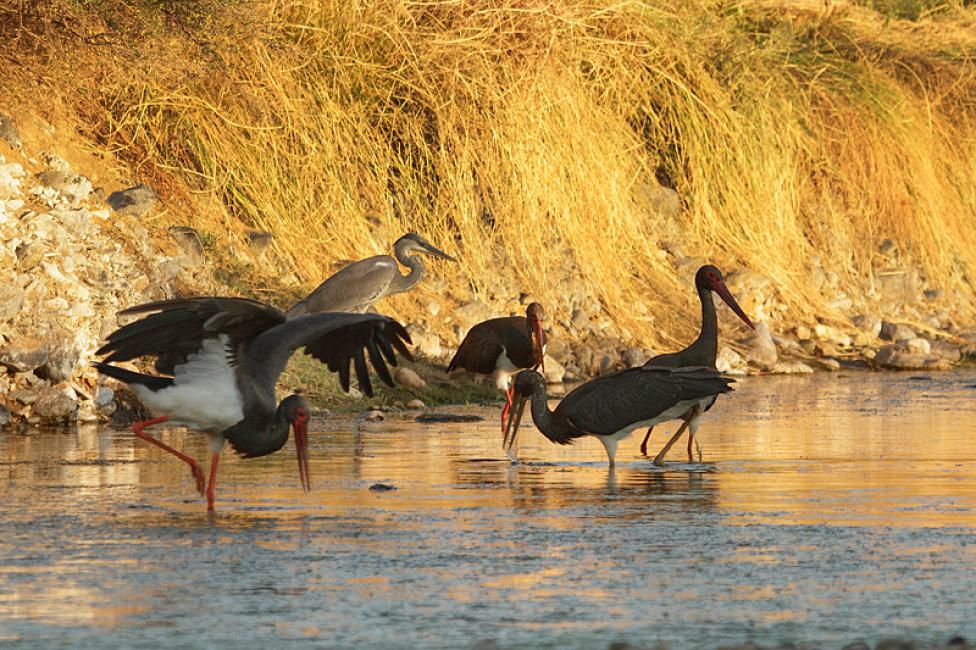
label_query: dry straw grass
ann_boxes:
[9,0,976,346]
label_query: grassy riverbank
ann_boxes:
[2,0,975,373]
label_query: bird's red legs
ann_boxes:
[132,416,206,496]
[653,403,703,467]
[640,426,654,456]
[500,386,514,433]
[652,420,690,467]
[206,452,220,512]
[643,423,697,461]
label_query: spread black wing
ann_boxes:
[245,312,413,399]
[96,297,287,372]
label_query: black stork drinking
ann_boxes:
[447,302,546,431]
[502,367,735,466]
[94,297,411,511]
[639,264,755,465]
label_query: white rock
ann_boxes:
[542,354,566,384]
[817,358,841,371]
[362,410,385,422]
[394,366,426,389]
[905,337,931,355]
[741,322,778,369]
[771,360,814,374]
[715,346,746,373]
[95,386,115,407]
[405,399,425,410]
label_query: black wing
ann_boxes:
[245,312,413,399]
[556,366,734,436]
[97,297,287,372]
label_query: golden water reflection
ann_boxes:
[1,371,975,646]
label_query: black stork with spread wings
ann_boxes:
[94,297,411,511]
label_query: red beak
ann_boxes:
[293,420,311,493]
[713,280,756,330]
[533,320,546,374]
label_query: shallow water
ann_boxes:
[1,371,975,648]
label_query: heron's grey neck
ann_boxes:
[390,242,425,294]
[685,284,718,366]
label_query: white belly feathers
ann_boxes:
[133,336,245,433]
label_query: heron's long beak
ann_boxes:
[293,420,311,493]
[533,320,546,375]
[420,241,457,262]
[714,280,756,330]
[502,392,528,462]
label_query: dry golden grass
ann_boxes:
[4,0,976,346]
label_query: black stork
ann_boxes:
[502,367,735,466]
[94,297,411,511]
[447,302,546,431]
[639,264,755,465]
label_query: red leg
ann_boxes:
[206,452,220,512]
[500,387,514,433]
[640,426,654,456]
[132,416,206,496]
[686,431,696,462]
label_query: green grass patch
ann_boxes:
[278,353,503,414]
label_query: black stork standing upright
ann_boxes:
[94,297,411,511]
[639,264,755,465]
[502,367,735,466]
[447,302,547,431]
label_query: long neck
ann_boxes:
[224,406,290,458]
[685,284,718,366]
[390,244,424,294]
[527,385,564,443]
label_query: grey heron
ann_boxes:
[286,232,456,317]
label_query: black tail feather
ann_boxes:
[92,362,173,392]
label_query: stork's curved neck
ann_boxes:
[526,384,562,443]
[224,403,291,458]
[686,283,718,366]
[391,243,424,294]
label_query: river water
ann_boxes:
[1,371,974,648]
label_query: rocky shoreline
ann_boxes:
[1,111,974,428]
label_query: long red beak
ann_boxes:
[713,280,756,330]
[533,321,546,374]
[293,420,311,493]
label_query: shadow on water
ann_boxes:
[1,371,975,648]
